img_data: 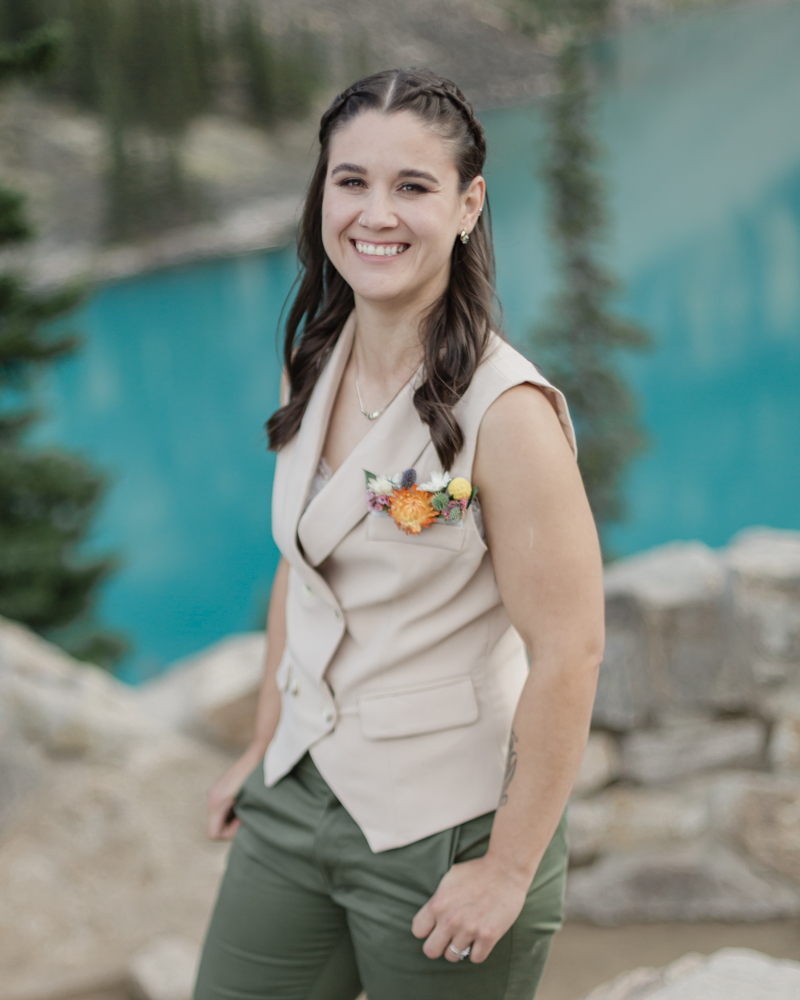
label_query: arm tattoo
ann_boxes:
[499,729,518,807]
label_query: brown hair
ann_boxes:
[266,67,498,470]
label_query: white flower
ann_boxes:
[389,471,404,488]
[418,470,451,493]
[367,476,396,496]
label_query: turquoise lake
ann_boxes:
[33,3,800,682]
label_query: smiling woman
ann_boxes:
[193,68,603,1000]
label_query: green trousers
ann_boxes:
[194,753,568,1000]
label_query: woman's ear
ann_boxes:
[460,175,486,238]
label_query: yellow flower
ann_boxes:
[447,477,472,501]
[388,486,438,535]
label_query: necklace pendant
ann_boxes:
[364,408,384,420]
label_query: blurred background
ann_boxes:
[1,1,799,999]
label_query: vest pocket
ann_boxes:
[366,512,466,551]
[358,675,478,740]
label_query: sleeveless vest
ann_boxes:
[266,312,576,851]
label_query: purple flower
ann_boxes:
[367,490,391,512]
[400,468,417,489]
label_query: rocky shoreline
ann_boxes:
[2,525,800,998]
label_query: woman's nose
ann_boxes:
[358,189,397,230]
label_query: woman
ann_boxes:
[194,68,603,1000]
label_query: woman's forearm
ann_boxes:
[486,651,599,887]
[248,556,290,757]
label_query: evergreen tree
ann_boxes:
[0,24,124,667]
[516,0,652,545]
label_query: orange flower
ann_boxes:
[388,486,439,535]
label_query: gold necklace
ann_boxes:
[354,353,389,420]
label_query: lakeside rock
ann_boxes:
[581,948,800,999]
[3,526,800,991]
[135,632,266,751]
[0,617,232,998]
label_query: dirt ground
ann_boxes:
[537,920,800,999]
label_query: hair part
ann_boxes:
[266,67,499,471]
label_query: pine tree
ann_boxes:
[0,24,124,667]
[515,0,652,545]
[534,39,651,539]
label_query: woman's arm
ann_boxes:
[206,556,290,840]
[412,384,604,961]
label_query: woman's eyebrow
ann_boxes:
[331,162,365,176]
[329,163,441,185]
[398,168,440,184]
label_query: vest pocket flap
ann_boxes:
[358,676,479,740]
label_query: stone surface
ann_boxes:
[136,632,266,750]
[0,735,229,997]
[708,772,800,887]
[0,616,157,762]
[592,593,653,731]
[568,786,710,864]
[128,935,199,1000]
[725,528,800,686]
[620,718,765,784]
[581,948,800,1000]
[597,543,753,725]
[573,732,621,796]
[565,843,800,924]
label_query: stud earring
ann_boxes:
[359,216,366,226]
[460,230,470,244]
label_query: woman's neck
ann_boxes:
[351,297,427,383]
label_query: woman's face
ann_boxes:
[321,109,484,310]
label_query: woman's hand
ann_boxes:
[206,745,264,840]
[411,853,531,963]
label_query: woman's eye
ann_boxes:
[338,177,365,189]
[399,182,427,193]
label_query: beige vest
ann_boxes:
[265,313,576,851]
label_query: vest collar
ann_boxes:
[291,313,432,568]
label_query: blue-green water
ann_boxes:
[34,3,800,681]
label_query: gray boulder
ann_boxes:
[128,935,200,1000]
[0,615,156,762]
[619,718,765,785]
[568,784,710,864]
[594,542,752,730]
[581,948,800,1000]
[725,528,800,686]
[573,731,621,796]
[136,632,266,750]
[565,842,800,923]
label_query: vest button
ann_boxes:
[289,679,300,696]
[302,583,314,604]
[323,708,334,725]
[333,609,341,621]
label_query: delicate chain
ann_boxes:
[353,350,416,421]
[354,353,390,420]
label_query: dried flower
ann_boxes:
[400,468,417,489]
[447,477,472,501]
[431,491,450,512]
[418,471,451,493]
[389,486,438,535]
[367,475,395,496]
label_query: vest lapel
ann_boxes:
[298,376,432,568]
[278,313,355,567]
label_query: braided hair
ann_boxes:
[266,68,498,471]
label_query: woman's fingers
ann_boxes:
[410,901,436,940]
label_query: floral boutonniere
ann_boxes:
[364,468,478,536]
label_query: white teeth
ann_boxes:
[355,241,407,256]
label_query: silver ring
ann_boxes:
[449,943,471,961]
